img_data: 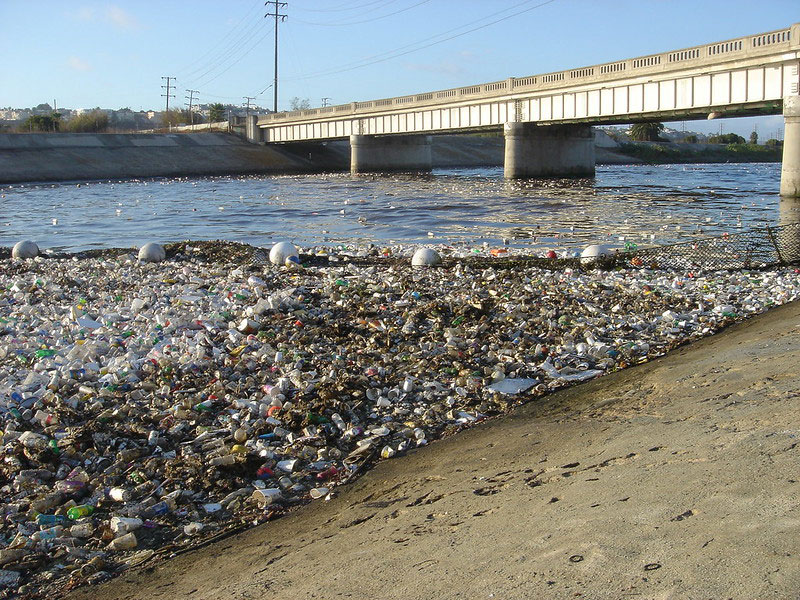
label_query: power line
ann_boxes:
[188,23,276,91]
[294,0,400,13]
[283,0,559,83]
[175,0,264,78]
[294,0,431,27]
[266,1,288,113]
[185,19,272,87]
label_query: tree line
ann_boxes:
[13,103,229,133]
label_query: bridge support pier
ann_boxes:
[350,134,432,174]
[504,122,595,179]
[246,115,263,143]
[781,96,800,198]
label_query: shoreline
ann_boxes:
[65,296,800,600]
[1,241,799,597]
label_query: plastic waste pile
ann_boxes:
[1,240,799,595]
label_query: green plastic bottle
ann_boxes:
[67,505,94,520]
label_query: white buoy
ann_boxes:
[269,241,298,265]
[137,242,166,263]
[411,247,442,267]
[12,240,39,259]
[580,244,612,263]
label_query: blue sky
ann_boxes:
[0,0,797,137]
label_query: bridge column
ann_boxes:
[781,96,800,198]
[246,115,262,143]
[349,135,432,174]
[504,122,595,179]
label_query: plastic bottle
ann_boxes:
[110,516,142,535]
[106,487,131,502]
[70,522,94,538]
[34,410,57,426]
[36,514,67,526]
[147,497,175,517]
[316,466,338,481]
[330,413,347,431]
[67,505,94,520]
[107,532,137,550]
[18,431,48,450]
[31,526,63,541]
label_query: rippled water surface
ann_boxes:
[0,163,788,253]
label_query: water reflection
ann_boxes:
[0,163,782,253]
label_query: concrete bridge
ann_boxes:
[249,23,800,196]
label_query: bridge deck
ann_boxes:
[256,23,800,143]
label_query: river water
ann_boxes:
[0,162,790,254]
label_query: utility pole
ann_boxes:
[321,97,331,108]
[265,1,287,113]
[161,76,176,127]
[243,96,255,117]
[185,89,198,126]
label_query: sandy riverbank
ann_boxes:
[51,264,800,600]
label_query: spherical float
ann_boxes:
[138,242,166,263]
[269,241,298,265]
[12,240,39,259]
[546,250,558,259]
[411,247,442,267]
[580,244,612,263]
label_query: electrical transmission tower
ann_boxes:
[265,1,287,113]
[243,96,256,117]
[161,76,176,113]
[185,89,198,125]
[322,97,331,107]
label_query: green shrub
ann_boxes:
[65,111,109,133]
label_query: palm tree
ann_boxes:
[629,122,665,141]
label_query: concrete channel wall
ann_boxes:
[0,133,513,184]
[0,133,322,183]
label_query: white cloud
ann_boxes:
[106,5,140,30]
[77,7,95,21]
[67,56,92,72]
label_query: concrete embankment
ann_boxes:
[0,132,635,184]
[0,133,322,183]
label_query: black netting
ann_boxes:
[618,222,800,271]
[436,222,800,273]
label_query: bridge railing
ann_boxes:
[258,23,798,127]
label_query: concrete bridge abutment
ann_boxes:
[246,115,263,143]
[781,96,800,198]
[504,122,595,179]
[350,134,432,174]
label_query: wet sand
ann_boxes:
[66,299,800,600]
